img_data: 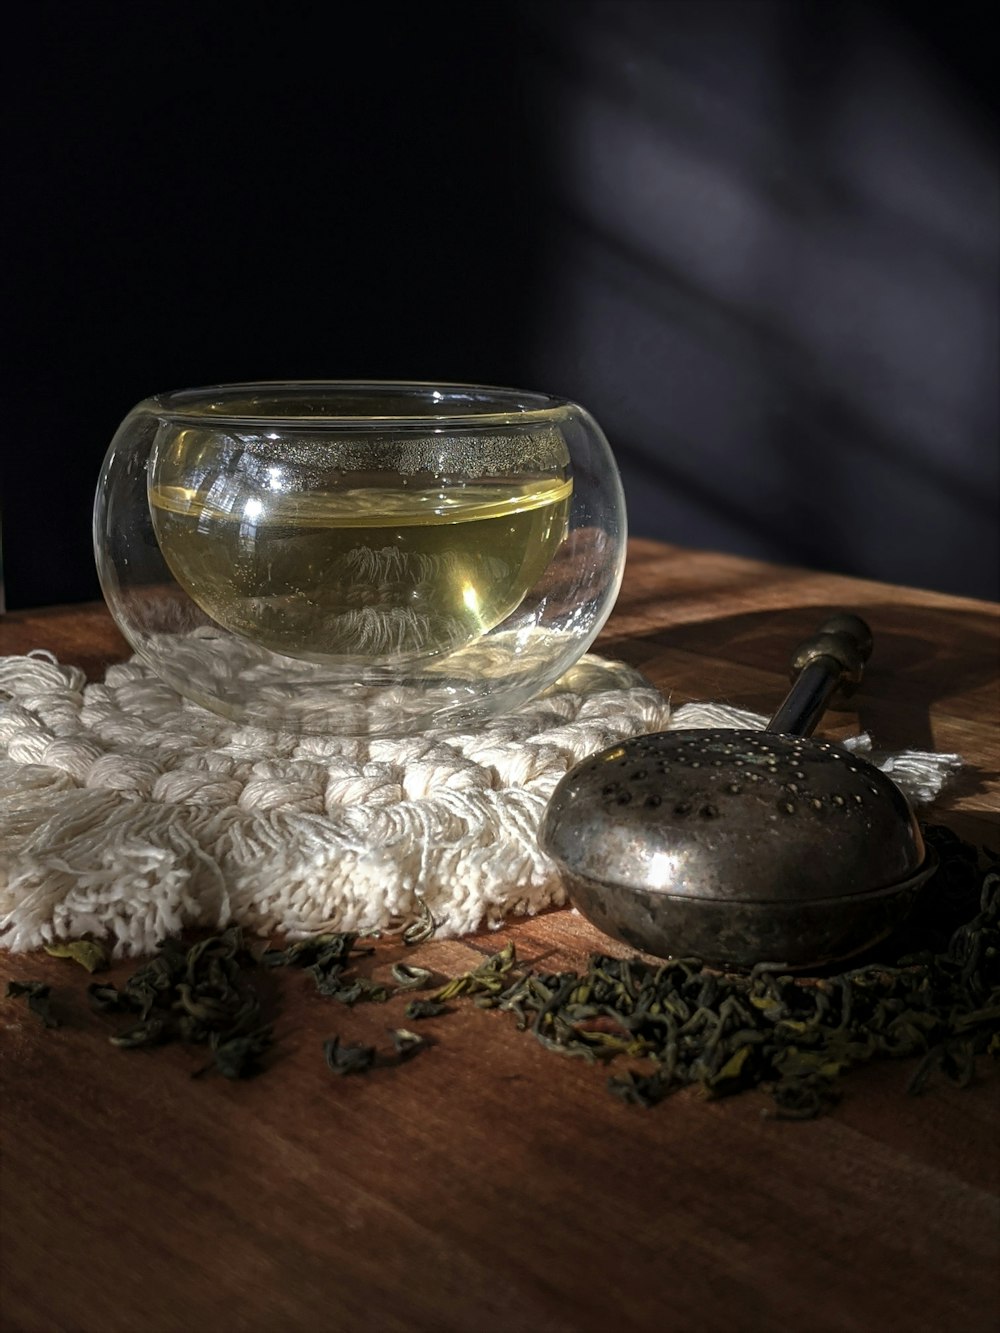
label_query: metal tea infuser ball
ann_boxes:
[540,614,936,969]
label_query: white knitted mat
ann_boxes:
[0,651,960,956]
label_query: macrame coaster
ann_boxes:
[0,651,960,956]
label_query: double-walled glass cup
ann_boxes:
[94,382,626,735]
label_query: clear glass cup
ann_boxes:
[94,382,626,735]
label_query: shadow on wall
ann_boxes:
[521,0,998,599]
[2,0,996,610]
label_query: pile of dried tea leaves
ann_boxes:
[87,929,274,1078]
[8,927,276,1076]
[435,826,999,1117]
[5,922,431,1079]
[5,826,998,1116]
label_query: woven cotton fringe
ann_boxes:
[0,651,961,956]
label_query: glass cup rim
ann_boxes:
[138,381,577,429]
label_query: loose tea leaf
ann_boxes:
[434,942,517,1002]
[87,982,132,1013]
[6,980,60,1029]
[261,933,366,970]
[44,940,108,973]
[389,1028,426,1060]
[6,981,46,998]
[391,963,433,990]
[404,999,449,1021]
[402,898,436,947]
[261,931,390,1005]
[122,941,188,1018]
[203,1029,273,1080]
[324,1036,376,1076]
[109,1016,169,1048]
[314,973,391,1006]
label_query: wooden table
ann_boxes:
[2,541,998,1333]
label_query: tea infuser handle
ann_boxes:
[766,612,874,737]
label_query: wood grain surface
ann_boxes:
[1,540,998,1333]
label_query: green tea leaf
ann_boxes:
[6,980,46,998]
[703,1044,756,1095]
[389,1028,425,1061]
[205,1029,273,1080]
[262,933,363,969]
[323,1036,376,1076]
[317,975,390,1005]
[401,898,436,946]
[44,940,108,973]
[404,998,449,1020]
[87,982,133,1013]
[434,942,519,1000]
[391,963,433,990]
[109,1016,169,1049]
[6,980,60,1029]
[174,982,241,1025]
[607,1069,671,1107]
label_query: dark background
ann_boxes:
[3,0,997,610]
